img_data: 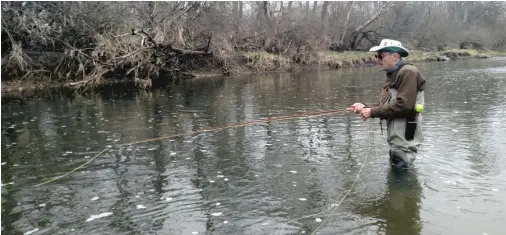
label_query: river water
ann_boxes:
[2,57,506,235]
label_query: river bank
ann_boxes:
[2,49,505,99]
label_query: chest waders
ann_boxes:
[380,64,425,169]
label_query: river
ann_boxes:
[2,57,506,235]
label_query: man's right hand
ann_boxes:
[349,103,365,113]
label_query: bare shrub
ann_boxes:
[1,1,505,90]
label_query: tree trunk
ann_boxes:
[349,2,391,49]
[284,1,292,19]
[321,1,329,37]
[239,1,243,21]
[233,2,239,36]
[305,1,310,17]
[354,2,390,33]
[339,1,354,45]
[261,1,275,51]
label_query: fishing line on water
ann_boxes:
[8,106,380,235]
[310,120,375,235]
[275,119,376,235]
[8,108,354,191]
[34,147,112,188]
[274,178,371,235]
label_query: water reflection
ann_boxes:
[2,57,506,235]
[355,169,423,235]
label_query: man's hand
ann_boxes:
[361,108,371,121]
[349,103,365,113]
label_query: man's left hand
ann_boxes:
[361,108,371,121]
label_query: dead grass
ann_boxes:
[319,51,376,68]
[239,48,506,74]
[241,48,506,73]
[483,50,506,57]
[3,43,505,96]
[322,49,505,65]
[405,49,473,62]
[243,51,291,72]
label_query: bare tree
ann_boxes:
[2,1,506,88]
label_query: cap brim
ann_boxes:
[369,46,409,57]
[369,46,384,52]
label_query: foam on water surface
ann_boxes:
[86,212,113,222]
[24,228,39,235]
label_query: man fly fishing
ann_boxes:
[349,39,426,170]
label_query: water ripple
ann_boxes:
[2,58,506,235]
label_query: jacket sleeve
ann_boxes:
[364,102,380,108]
[370,69,418,119]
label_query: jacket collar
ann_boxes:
[387,59,404,74]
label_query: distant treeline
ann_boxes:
[2,1,506,88]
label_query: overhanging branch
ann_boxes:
[131,28,212,56]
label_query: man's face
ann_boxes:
[376,52,399,71]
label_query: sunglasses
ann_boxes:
[375,53,389,60]
[375,52,397,60]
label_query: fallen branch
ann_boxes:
[130,28,212,56]
[64,78,94,87]
[205,33,212,53]
[111,47,153,60]
[113,32,132,38]
[63,42,111,65]
[353,2,391,33]
[167,44,212,56]
[132,28,158,48]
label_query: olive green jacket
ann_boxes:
[367,63,426,153]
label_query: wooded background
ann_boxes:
[2,1,506,86]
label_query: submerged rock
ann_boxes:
[475,54,490,59]
[437,56,450,61]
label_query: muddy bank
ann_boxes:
[2,49,504,99]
